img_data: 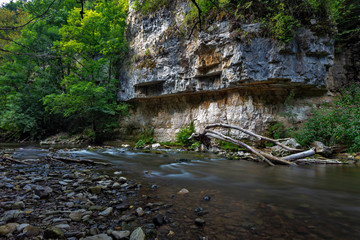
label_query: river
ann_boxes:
[5,145,360,239]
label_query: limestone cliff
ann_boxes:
[118,1,339,141]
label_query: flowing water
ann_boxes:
[5,145,360,239]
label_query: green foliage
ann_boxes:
[266,121,288,139]
[176,122,195,145]
[137,127,155,144]
[189,141,201,151]
[293,83,360,152]
[134,0,168,15]
[135,139,146,148]
[219,140,239,151]
[0,0,129,141]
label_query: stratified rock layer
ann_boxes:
[118,1,336,140]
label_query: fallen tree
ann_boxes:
[190,123,317,166]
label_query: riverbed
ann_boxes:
[2,145,360,239]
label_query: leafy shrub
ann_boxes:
[135,139,146,148]
[134,0,168,15]
[293,83,360,152]
[137,127,155,144]
[266,121,288,140]
[176,122,195,145]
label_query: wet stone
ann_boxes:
[83,233,112,240]
[153,214,164,226]
[99,207,113,217]
[136,207,145,216]
[0,223,19,236]
[195,218,206,227]
[112,230,130,239]
[89,186,102,194]
[44,226,64,239]
[1,210,23,223]
[24,225,42,237]
[130,227,145,240]
[11,201,25,210]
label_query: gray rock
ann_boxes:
[312,141,333,157]
[153,213,164,226]
[195,218,206,226]
[23,184,53,198]
[151,143,161,149]
[1,210,23,223]
[83,233,112,240]
[0,223,19,236]
[90,227,100,235]
[112,182,121,189]
[112,230,130,239]
[55,224,71,230]
[118,177,127,183]
[69,209,86,221]
[11,201,25,210]
[17,223,30,232]
[99,207,113,217]
[89,186,102,194]
[177,188,189,194]
[130,227,145,240]
[44,226,64,239]
[24,225,42,237]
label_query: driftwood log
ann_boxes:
[1,155,31,165]
[46,154,111,166]
[190,123,316,166]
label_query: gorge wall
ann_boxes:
[118,1,351,141]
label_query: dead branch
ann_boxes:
[205,130,279,166]
[283,148,316,161]
[46,154,111,166]
[206,123,303,152]
[294,159,343,164]
[1,156,31,165]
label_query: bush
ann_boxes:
[137,127,155,144]
[293,83,360,152]
[135,139,146,148]
[176,122,195,145]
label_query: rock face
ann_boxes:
[118,1,337,140]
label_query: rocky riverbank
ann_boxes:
[0,156,175,240]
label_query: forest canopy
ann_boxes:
[0,0,129,142]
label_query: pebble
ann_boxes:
[112,230,130,239]
[83,233,112,240]
[44,226,64,239]
[99,207,113,217]
[177,188,189,195]
[130,227,145,240]
[136,207,145,216]
[69,209,86,221]
[89,186,102,194]
[153,213,164,226]
[17,223,30,232]
[24,225,42,237]
[11,201,25,210]
[195,218,206,227]
[0,223,19,236]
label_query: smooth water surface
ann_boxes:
[7,146,360,239]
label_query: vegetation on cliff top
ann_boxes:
[134,0,359,44]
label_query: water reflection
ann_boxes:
[4,145,360,239]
